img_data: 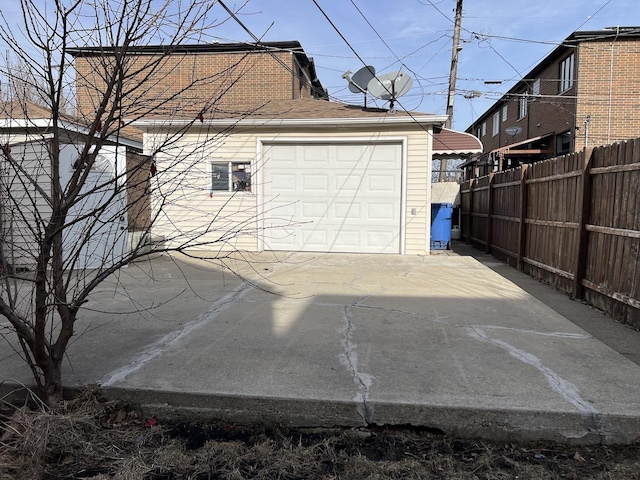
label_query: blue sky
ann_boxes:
[1,0,638,131]
[208,0,639,130]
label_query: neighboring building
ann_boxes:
[69,42,328,121]
[0,101,147,269]
[464,26,640,178]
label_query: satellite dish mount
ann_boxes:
[342,65,376,108]
[343,67,414,112]
[366,71,413,113]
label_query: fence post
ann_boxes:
[466,178,474,244]
[517,165,528,271]
[485,172,494,254]
[573,148,594,299]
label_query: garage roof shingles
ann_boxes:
[206,98,414,120]
[145,98,425,123]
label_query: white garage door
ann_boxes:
[262,142,402,253]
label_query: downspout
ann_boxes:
[584,115,591,148]
[607,27,620,144]
[0,150,5,270]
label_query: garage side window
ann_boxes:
[211,161,252,192]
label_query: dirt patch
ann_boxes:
[1,387,639,479]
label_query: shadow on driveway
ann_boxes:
[448,241,640,366]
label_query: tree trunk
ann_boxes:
[43,362,64,407]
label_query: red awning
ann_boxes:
[432,128,483,158]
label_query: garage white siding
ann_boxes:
[262,142,402,253]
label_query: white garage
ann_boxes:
[139,99,481,255]
[261,142,403,253]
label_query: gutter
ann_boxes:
[132,115,449,128]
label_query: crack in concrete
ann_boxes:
[467,326,598,414]
[101,280,254,386]
[338,303,375,424]
[466,326,615,442]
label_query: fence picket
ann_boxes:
[461,139,640,328]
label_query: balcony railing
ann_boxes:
[431,170,463,183]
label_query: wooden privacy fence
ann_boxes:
[460,138,640,328]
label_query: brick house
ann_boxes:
[463,26,640,178]
[69,42,327,121]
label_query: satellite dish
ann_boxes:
[505,126,522,136]
[348,65,376,93]
[367,71,413,110]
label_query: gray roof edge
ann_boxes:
[67,41,304,56]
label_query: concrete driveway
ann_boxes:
[3,251,640,444]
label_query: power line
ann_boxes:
[197,0,471,158]
[309,0,474,156]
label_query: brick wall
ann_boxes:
[75,50,312,120]
[527,57,577,149]
[468,36,640,158]
[477,55,577,155]
[575,38,640,151]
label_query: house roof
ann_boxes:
[0,100,142,149]
[67,41,310,56]
[0,100,65,120]
[134,98,448,126]
[466,26,640,130]
[67,41,327,99]
[134,98,479,157]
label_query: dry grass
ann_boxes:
[1,386,639,479]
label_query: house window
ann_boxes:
[502,105,508,122]
[211,161,252,192]
[531,78,541,97]
[481,122,486,137]
[559,54,575,92]
[518,94,528,119]
[556,131,572,155]
[492,112,500,136]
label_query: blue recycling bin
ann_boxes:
[430,203,453,250]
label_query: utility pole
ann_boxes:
[439,0,463,181]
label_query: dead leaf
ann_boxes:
[109,407,127,424]
[573,451,586,462]
[144,416,158,428]
[115,408,127,422]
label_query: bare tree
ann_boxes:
[0,0,269,407]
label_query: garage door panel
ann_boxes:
[263,143,402,254]
[302,145,332,164]
[367,231,396,247]
[269,173,297,192]
[367,202,396,221]
[370,144,400,162]
[333,229,361,249]
[265,145,296,164]
[335,174,362,192]
[334,201,361,220]
[302,174,329,192]
[268,200,296,217]
[303,230,329,249]
[336,145,368,162]
[368,174,397,193]
[301,201,329,219]
[265,232,297,249]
